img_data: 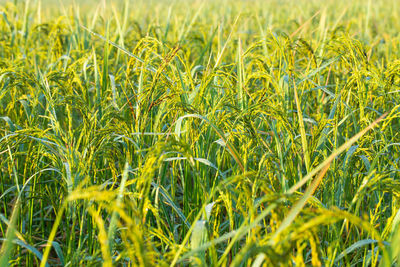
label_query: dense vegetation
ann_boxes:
[1,0,400,265]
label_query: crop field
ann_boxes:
[1,0,400,266]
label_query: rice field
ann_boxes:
[1,0,400,266]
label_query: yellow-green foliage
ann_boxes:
[1,0,400,266]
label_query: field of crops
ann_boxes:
[1,0,400,266]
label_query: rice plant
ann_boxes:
[0,0,400,266]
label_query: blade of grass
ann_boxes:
[288,112,387,194]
